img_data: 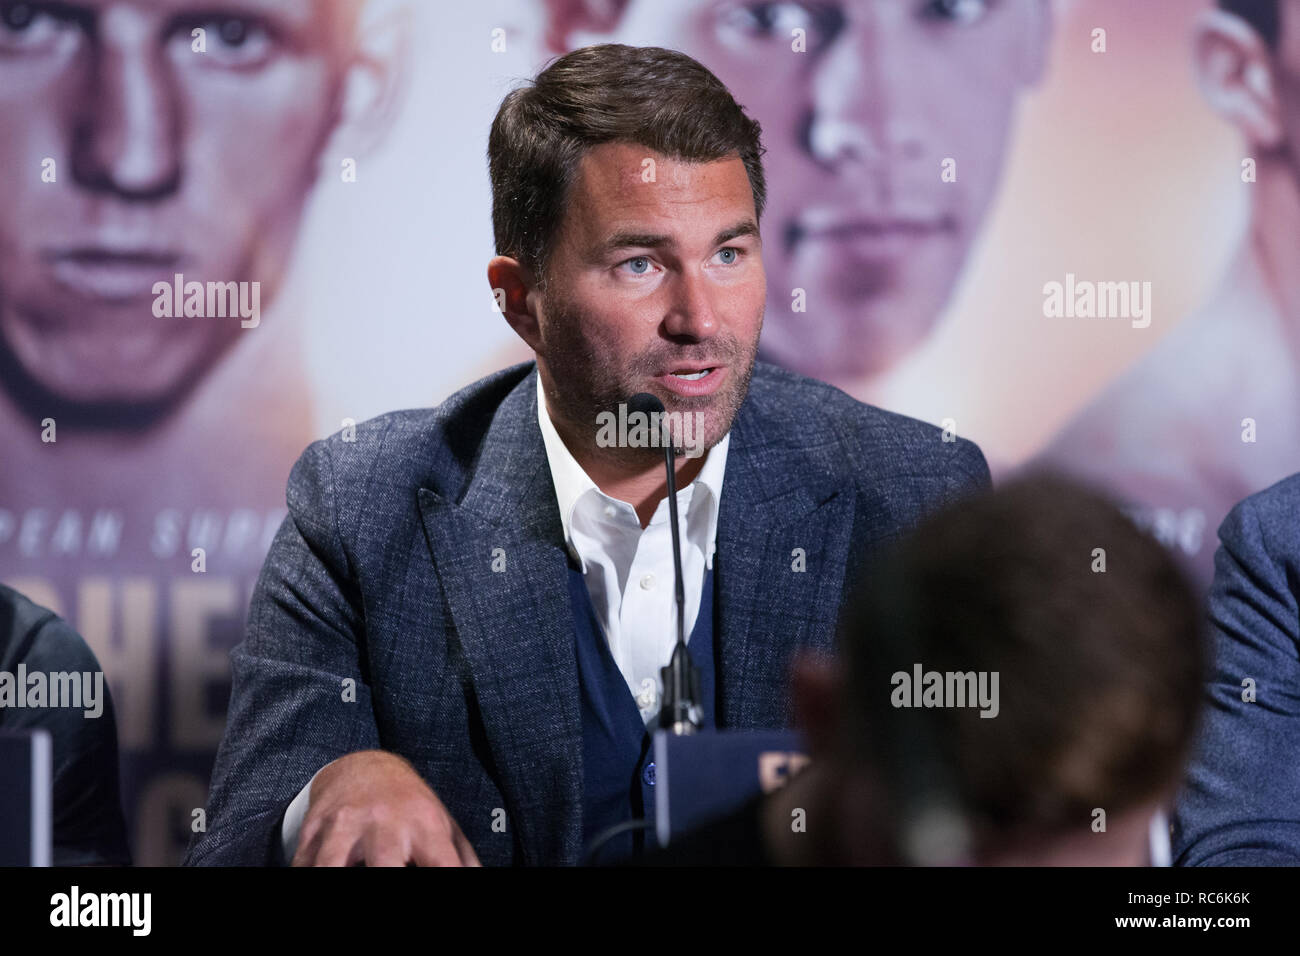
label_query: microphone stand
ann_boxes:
[650,399,703,736]
[583,393,703,865]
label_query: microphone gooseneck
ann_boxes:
[625,392,702,735]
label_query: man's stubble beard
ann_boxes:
[538,285,762,466]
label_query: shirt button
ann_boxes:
[642,762,656,786]
[639,573,656,590]
[603,504,618,518]
[635,680,657,710]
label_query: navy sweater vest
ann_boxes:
[567,563,716,864]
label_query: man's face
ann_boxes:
[0,0,355,416]
[534,143,766,458]
[577,0,1045,381]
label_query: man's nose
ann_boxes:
[662,271,721,342]
[72,8,181,199]
[802,14,925,172]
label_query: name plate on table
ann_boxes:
[653,729,807,847]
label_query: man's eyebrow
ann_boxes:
[713,219,761,246]
[598,219,761,256]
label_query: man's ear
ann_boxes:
[488,256,544,352]
[328,0,413,165]
[542,0,629,54]
[789,650,839,758]
[1193,8,1285,149]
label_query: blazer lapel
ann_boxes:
[714,404,857,729]
[417,369,583,866]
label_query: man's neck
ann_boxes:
[551,414,709,529]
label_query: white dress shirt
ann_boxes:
[280,374,729,862]
[535,373,729,725]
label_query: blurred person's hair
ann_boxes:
[833,473,1207,862]
[1220,0,1281,48]
[487,43,766,286]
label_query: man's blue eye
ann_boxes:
[626,257,650,274]
[718,248,738,264]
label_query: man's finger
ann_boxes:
[314,820,365,867]
[453,827,482,867]
[409,830,465,867]
[362,829,409,868]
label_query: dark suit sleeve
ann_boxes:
[0,613,131,865]
[950,438,992,497]
[1172,495,1300,865]
[185,439,382,866]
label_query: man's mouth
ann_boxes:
[655,365,726,397]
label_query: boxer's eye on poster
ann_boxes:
[0,1,84,54]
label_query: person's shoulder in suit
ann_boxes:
[1219,471,1300,553]
[1172,471,1300,865]
[742,361,991,503]
[278,363,539,556]
[0,584,132,866]
[298,362,534,495]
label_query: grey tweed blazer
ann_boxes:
[184,361,989,866]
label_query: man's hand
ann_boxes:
[291,750,482,866]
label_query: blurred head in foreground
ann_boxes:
[783,474,1207,866]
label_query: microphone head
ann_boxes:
[625,391,665,417]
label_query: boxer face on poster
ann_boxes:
[545,0,1049,382]
[0,0,363,423]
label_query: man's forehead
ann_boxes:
[577,142,743,188]
[569,143,754,228]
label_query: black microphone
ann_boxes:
[625,392,703,735]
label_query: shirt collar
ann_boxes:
[535,371,729,561]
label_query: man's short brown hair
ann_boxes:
[487,44,766,284]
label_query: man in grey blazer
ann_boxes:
[186,44,989,867]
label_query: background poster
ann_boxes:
[0,0,1274,863]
